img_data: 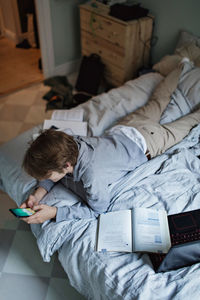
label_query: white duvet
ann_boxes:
[1,70,200,299]
[32,125,200,300]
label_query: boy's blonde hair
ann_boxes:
[23,129,78,179]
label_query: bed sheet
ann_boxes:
[33,125,200,300]
[1,69,200,299]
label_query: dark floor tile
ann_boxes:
[0,229,16,271]
[17,220,31,231]
[51,254,67,279]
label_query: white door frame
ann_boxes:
[35,0,80,79]
[35,0,55,78]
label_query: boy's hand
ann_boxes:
[21,204,57,224]
[20,187,47,209]
[20,195,38,209]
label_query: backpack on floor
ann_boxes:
[75,53,105,95]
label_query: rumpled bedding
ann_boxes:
[1,70,200,299]
[32,124,200,300]
[80,72,163,136]
[160,61,200,124]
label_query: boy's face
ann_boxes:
[47,163,73,182]
[48,170,67,182]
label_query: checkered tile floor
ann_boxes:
[0,82,52,145]
[0,81,86,300]
[0,191,85,300]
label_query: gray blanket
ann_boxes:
[1,68,200,299]
[33,125,200,300]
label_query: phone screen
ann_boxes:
[9,208,35,218]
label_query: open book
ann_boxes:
[96,208,171,254]
[51,109,84,122]
[43,108,87,136]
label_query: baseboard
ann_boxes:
[52,59,81,77]
[4,28,18,43]
[3,28,27,44]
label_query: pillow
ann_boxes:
[175,30,200,50]
[160,61,200,124]
[0,126,40,206]
[153,43,200,76]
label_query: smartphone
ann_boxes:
[9,208,35,218]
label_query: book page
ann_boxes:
[132,208,171,254]
[51,109,84,121]
[97,210,132,252]
[43,120,87,136]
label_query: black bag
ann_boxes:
[110,3,149,21]
[75,54,104,95]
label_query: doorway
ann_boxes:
[0,0,43,96]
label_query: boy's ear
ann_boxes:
[65,162,72,168]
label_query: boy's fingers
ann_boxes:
[21,217,34,224]
[27,201,34,208]
[21,217,31,223]
[20,203,27,208]
[33,204,44,211]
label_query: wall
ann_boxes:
[49,0,86,67]
[139,0,200,64]
[43,0,200,76]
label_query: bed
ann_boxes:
[1,31,200,299]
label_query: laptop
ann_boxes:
[149,208,200,272]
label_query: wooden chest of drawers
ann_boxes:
[79,3,154,87]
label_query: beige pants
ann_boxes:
[117,66,200,157]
